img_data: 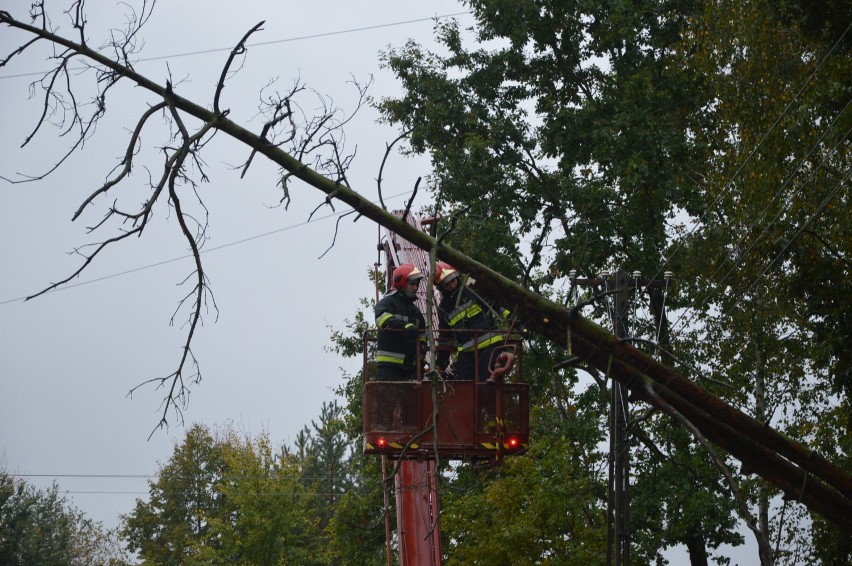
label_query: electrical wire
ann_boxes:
[0,10,473,304]
[698,113,849,307]
[10,473,391,501]
[670,119,851,337]
[0,11,472,80]
[506,22,847,400]
[10,473,366,480]
[0,190,414,306]
[654,23,852,353]
[58,490,368,497]
[584,101,850,432]
[642,22,851,293]
[720,168,850,321]
[654,275,671,345]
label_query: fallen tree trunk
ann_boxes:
[3,11,850,534]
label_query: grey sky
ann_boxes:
[0,2,761,562]
[1,0,469,532]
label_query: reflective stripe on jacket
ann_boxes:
[374,290,426,370]
[438,286,509,353]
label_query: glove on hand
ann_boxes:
[436,354,449,369]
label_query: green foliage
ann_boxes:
[121,423,327,565]
[375,0,852,562]
[121,424,227,564]
[297,401,355,533]
[441,427,607,565]
[324,297,372,360]
[120,410,390,566]
[214,434,322,565]
[323,455,388,566]
[630,419,744,562]
[284,400,390,565]
[323,301,396,565]
[379,0,709,281]
[677,1,852,558]
[0,469,128,565]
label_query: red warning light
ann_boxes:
[377,437,388,448]
[507,437,519,449]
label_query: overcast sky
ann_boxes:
[0,0,471,532]
[0,3,760,562]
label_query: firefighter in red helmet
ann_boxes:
[433,261,459,290]
[434,262,513,381]
[374,264,427,380]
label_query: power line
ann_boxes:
[12,473,364,481]
[14,474,156,479]
[0,190,413,306]
[721,169,850,321]
[645,22,852,294]
[670,116,852,338]
[61,490,351,496]
[0,11,471,80]
[0,10,467,302]
[9,473,387,500]
[660,23,852,343]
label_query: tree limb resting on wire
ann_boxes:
[2,4,851,533]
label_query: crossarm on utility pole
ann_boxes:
[3,9,849,534]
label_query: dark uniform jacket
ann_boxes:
[374,290,427,379]
[436,284,510,368]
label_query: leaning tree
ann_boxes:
[1,2,850,547]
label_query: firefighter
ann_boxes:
[374,263,427,381]
[434,262,515,381]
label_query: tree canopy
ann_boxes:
[376,0,850,562]
[0,470,128,565]
[121,416,388,566]
[2,0,850,563]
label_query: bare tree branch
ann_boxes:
[214,20,264,115]
[318,210,357,260]
[3,7,852,534]
[72,101,167,220]
[1,7,373,432]
[377,128,413,210]
[240,80,302,179]
[400,176,420,224]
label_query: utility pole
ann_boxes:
[611,269,631,566]
[570,268,670,566]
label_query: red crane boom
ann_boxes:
[366,212,530,565]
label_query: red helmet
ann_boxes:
[434,261,459,287]
[391,264,425,291]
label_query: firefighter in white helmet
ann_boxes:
[433,262,513,381]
